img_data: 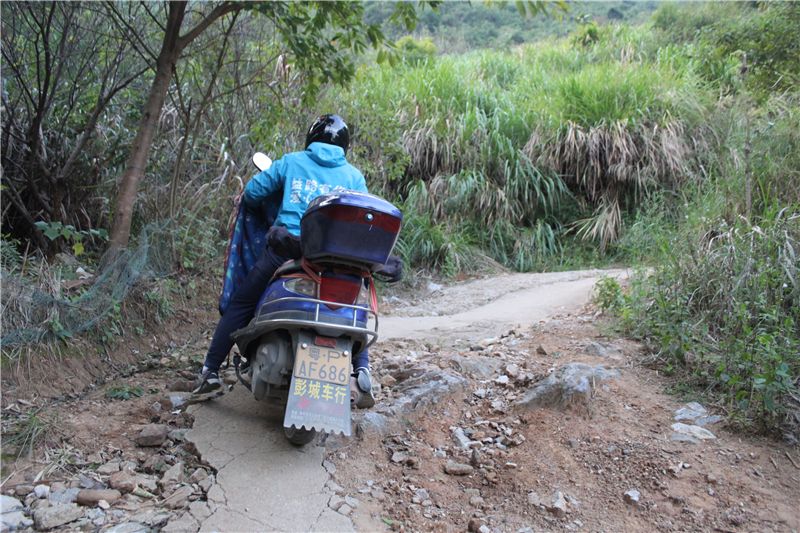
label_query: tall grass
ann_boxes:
[315,23,713,271]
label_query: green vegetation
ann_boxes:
[365,1,659,53]
[1,2,797,435]
[105,385,145,400]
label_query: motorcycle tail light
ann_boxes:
[319,274,362,310]
[283,277,316,296]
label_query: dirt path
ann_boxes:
[184,269,627,532]
[4,268,798,533]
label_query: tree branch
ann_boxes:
[177,2,241,50]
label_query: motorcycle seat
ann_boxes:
[272,259,304,280]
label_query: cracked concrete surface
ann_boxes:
[185,269,626,532]
[187,390,353,532]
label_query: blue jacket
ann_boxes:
[244,142,367,236]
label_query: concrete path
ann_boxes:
[185,269,626,532]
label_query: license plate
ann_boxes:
[294,341,350,385]
[285,333,352,436]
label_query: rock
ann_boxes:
[380,374,397,388]
[188,501,212,522]
[109,471,137,494]
[355,412,392,438]
[328,495,345,511]
[391,451,409,464]
[48,488,80,504]
[546,491,568,517]
[128,510,172,527]
[473,388,488,399]
[134,475,158,493]
[467,518,486,532]
[478,526,490,533]
[32,503,84,530]
[705,473,718,484]
[163,485,194,509]
[33,485,50,499]
[97,460,121,474]
[469,495,485,507]
[78,474,100,490]
[444,461,473,476]
[671,423,716,443]
[452,427,475,450]
[586,342,623,359]
[188,468,208,484]
[695,415,723,426]
[450,356,504,380]
[142,454,168,473]
[198,476,213,493]
[624,489,641,505]
[103,521,149,533]
[1,495,24,512]
[161,512,200,533]
[388,369,467,415]
[135,424,169,447]
[344,495,360,509]
[2,510,34,530]
[674,402,707,421]
[505,363,520,378]
[76,489,122,506]
[514,363,619,412]
[159,462,184,491]
[527,491,543,506]
[370,488,386,502]
[536,345,548,356]
[337,503,353,517]
[168,429,188,442]
[149,402,162,415]
[495,375,510,386]
[13,485,34,497]
[322,460,336,475]
[325,480,344,495]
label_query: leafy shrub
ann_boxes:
[395,36,436,65]
[618,211,800,432]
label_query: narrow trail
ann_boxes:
[186,269,625,532]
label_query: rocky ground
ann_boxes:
[1,273,799,532]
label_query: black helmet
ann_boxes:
[305,114,350,154]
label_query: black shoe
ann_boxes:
[192,369,222,395]
[351,367,375,409]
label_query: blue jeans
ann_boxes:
[204,246,369,372]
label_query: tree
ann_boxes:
[106,0,434,253]
[1,2,146,254]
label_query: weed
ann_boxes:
[105,385,145,400]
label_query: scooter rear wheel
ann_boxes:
[284,425,316,446]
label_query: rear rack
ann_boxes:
[253,296,379,348]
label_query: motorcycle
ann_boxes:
[228,153,402,446]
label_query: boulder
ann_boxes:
[514,363,619,412]
[109,471,137,494]
[444,461,473,476]
[2,510,34,530]
[388,369,467,416]
[0,495,24,512]
[135,424,169,447]
[76,489,122,506]
[671,423,716,443]
[32,503,83,530]
[163,486,194,509]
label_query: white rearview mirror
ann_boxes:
[252,152,272,172]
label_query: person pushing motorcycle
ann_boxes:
[194,114,375,408]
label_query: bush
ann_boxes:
[396,36,437,65]
[617,211,800,432]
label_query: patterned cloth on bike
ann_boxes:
[218,195,276,315]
